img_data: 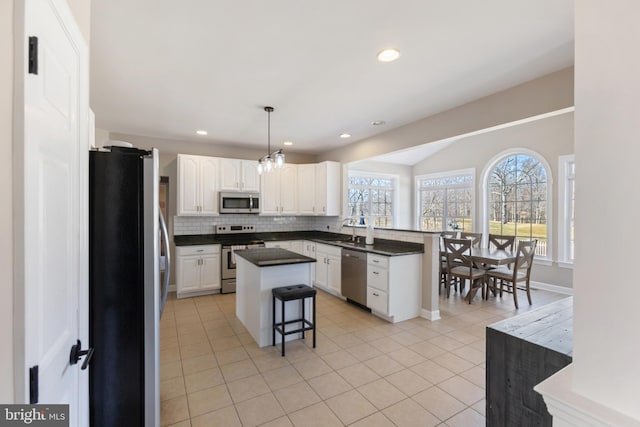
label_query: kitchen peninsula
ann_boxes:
[234,248,316,348]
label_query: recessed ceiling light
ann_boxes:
[340,133,351,139]
[377,48,400,63]
[196,130,208,135]
[371,120,386,126]
[283,141,293,146]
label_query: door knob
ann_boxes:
[69,339,94,370]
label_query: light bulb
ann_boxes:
[265,157,273,172]
[275,152,285,168]
[257,161,263,175]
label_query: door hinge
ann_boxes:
[29,365,39,404]
[28,36,38,75]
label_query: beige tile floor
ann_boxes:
[160,286,568,426]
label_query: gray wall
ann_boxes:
[413,112,574,288]
[318,67,573,164]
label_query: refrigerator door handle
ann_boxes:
[159,210,171,317]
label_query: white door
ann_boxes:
[219,158,241,191]
[279,164,298,215]
[177,256,202,295]
[178,155,200,215]
[260,170,280,214]
[199,156,219,214]
[21,0,88,423]
[241,160,260,192]
[297,164,316,215]
[201,254,221,290]
[327,254,342,295]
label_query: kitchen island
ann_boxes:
[234,248,316,348]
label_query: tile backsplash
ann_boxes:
[173,215,427,244]
[173,215,334,235]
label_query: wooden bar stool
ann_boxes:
[272,284,316,357]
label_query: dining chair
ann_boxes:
[460,231,483,248]
[488,234,516,251]
[443,238,487,303]
[485,239,537,309]
[439,231,458,294]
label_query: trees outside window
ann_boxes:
[417,170,474,232]
[487,153,549,256]
[347,173,395,227]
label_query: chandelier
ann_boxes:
[257,106,285,174]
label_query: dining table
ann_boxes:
[442,247,516,302]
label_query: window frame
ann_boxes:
[346,170,399,228]
[414,168,476,232]
[557,154,575,268]
[480,148,554,264]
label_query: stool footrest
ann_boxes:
[274,319,314,337]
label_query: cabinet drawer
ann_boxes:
[367,254,389,268]
[316,243,342,257]
[367,287,388,314]
[367,266,388,292]
[177,244,220,256]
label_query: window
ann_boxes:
[416,169,474,232]
[347,172,396,227]
[558,155,575,264]
[485,151,550,258]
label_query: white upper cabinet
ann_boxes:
[219,158,260,192]
[178,154,219,215]
[297,161,341,216]
[260,163,298,215]
[297,164,317,215]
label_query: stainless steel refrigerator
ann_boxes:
[89,146,170,427]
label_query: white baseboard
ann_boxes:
[420,308,441,321]
[168,284,177,293]
[530,281,573,295]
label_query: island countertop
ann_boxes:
[234,247,317,267]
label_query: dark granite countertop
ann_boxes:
[174,234,220,246]
[174,230,424,256]
[234,248,317,267]
[312,237,424,256]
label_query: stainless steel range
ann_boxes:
[217,225,265,293]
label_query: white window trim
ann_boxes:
[347,170,399,226]
[557,154,575,267]
[415,168,476,231]
[480,148,554,262]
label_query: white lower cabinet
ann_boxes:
[366,253,421,323]
[315,243,342,296]
[176,245,221,298]
[265,240,305,255]
[264,240,292,250]
[303,241,316,284]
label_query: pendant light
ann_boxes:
[257,106,285,175]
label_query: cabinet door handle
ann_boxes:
[373,292,379,297]
[373,271,379,275]
[197,249,204,252]
[373,259,379,263]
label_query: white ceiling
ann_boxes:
[90,0,574,156]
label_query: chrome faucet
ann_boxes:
[340,217,357,241]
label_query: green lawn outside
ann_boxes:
[488,221,547,239]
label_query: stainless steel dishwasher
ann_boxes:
[341,248,368,307]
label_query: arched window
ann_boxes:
[483,150,552,259]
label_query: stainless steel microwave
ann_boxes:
[219,192,260,214]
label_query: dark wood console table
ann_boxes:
[486,297,573,426]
